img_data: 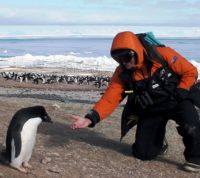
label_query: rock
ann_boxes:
[50,152,60,157]
[47,165,61,174]
[52,103,60,109]
[41,157,52,164]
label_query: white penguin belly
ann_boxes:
[11,117,42,167]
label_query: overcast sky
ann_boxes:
[0,0,200,26]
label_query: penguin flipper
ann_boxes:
[12,132,21,158]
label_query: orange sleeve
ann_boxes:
[157,47,198,90]
[93,66,125,120]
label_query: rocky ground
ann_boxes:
[0,68,199,178]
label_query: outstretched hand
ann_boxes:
[68,115,92,129]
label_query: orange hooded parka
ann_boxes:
[92,31,198,121]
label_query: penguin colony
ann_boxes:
[0,71,111,88]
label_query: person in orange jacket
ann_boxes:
[70,31,200,172]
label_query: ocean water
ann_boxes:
[0,37,200,73]
[0,38,112,57]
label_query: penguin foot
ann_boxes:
[18,166,28,173]
[23,162,32,169]
[10,163,28,173]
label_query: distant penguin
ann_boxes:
[5,106,52,173]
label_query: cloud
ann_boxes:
[0,0,200,26]
[0,7,72,25]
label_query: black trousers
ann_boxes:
[132,100,200,164]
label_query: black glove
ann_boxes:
[175,88,189,102]
[136,91,154,109]
[85,109,100,128]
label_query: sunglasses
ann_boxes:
[111,50,135,63]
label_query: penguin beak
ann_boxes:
[44,115,53,123]
[47,117,53,123]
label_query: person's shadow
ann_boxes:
[38,121,132,156]
[0,144,9,167]
[38,121,183,169]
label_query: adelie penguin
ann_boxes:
[5,105,52,173]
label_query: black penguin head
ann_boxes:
[35,106,53,123]
[42,114,52,123]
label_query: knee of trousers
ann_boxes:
[176,125,199,137]
[132,144,159,161]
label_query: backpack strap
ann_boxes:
[136,33,168,67]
